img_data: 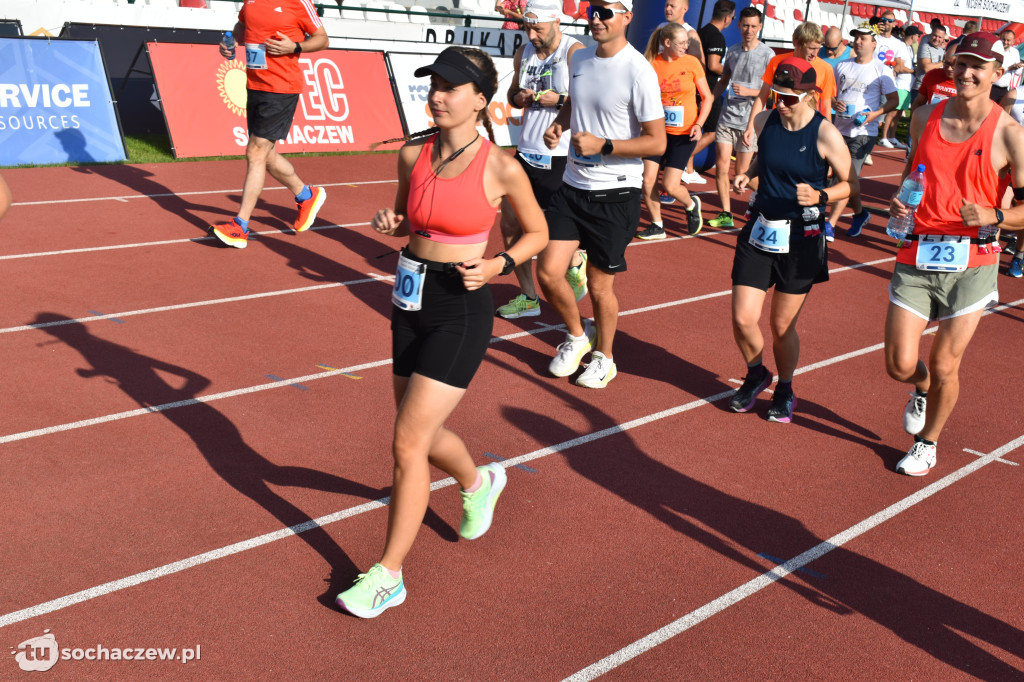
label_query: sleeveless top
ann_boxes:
[517,34,579,157]
[898,99,1001,268]
[407,134,498,245]
[754,109,829,229]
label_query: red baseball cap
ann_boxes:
[773,57,820,92]
[953,32,1005,62]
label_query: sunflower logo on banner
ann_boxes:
[217,58,248,117]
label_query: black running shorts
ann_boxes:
[731,220,829,295]
[246,89,300,143]
[516,153,568,209]
[546,184,641,274]
[391,253,494,389]
[643,133,698,171]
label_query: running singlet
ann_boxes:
[651,53,704,135]
[755,109,829,228]
[239,0,322,94]
[406,135,497,245]
[900,99,1001,268]
[517,35,580,158]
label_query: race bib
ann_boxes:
[664,105,685,130]
[245,43,268,70]
[392,253,426,311]
[749,216,790,253]
[570,146,602,167]
[835,99,858,118]
[929,92,950,105]
[915,235,970,272]
[520,152,552,170]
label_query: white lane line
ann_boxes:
[964,447,1019,466]
[1,299,1021,627]
[562,433,1024,682]
[0,221,371,261]
[10,180,397,207]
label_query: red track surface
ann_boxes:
[2,148,1022,680]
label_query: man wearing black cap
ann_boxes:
[885,32,1024,476]
[538,0,665,389]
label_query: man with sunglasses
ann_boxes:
[827,22,899,239]
[874,10,913,150]
[496,0,584,320]
[538,0,665,388]
[885,32,1024,476]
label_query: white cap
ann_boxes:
[523,0,562,22]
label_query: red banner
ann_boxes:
[148,43,404,158]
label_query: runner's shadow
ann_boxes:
[492,356,1024,676]
[70,165,227,233]
[31,312,455,611]
[789,397,905,469]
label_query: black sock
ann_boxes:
[776,380,793,396]
[914,435,936,446]
[746,361,764,379]
[914,388,927,398]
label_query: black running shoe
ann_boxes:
[686,195,703,235]
[1005,234,1018,256]
[729,366,772,412]
[766,390,796,423]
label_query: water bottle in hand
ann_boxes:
[854,108,870,126]
[886,164,926,241]
[222,31,236,60]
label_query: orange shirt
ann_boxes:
[651,54,705,136]
[897,99,1001,268]
[239,0,323,94]
[762,52,837,118]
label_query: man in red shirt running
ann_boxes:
[211,0,330,248]
[885,33,1024,476]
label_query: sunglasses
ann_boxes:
[586,6,628,21]
[770,88,808,107]
[881,17,896,23]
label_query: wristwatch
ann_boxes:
[293,42,302,54]
[818,189,829,205]
[994,208,1004,226]
[601,138,614,155]
[556,94,566,109]
[496,251,516,276]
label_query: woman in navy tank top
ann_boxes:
[727,58,852,424]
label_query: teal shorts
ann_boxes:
[896,89,911,111]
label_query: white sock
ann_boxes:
[686,201,696,211]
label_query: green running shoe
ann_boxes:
[566,249,588,302]
[707,211,734,228]
[496,293,541,319]
[336,563,406,618]
[459,463,508,540]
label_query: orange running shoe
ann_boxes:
[210,220,250,249]
[294,186,326,233]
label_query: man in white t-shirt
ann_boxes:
[992,28,1023,103]
[828,23,898,238]
[873,10,913,148]
[538,0,665,389]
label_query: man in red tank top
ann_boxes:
[885,33,1024,476]
[209,0,330,249]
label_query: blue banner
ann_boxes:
[0,38,126,166]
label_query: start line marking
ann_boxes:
[1,297,1021,629]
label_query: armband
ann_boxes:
[1014,186,1024,202]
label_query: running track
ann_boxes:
[2,149,1022,680]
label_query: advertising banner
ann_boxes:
[910,0,1024,24]
[0,37,126,166]
[147,43,404,158]
[388,52,523,147]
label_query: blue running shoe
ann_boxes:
[659,192,675,204]
[824,221,835,242]
[1009,257,1023,279]
[847,210,870,237]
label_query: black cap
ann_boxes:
[414,48,495,102]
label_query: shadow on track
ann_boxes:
[31,312,455,611]
[488,352,1024,677]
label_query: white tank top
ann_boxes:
[1011,84,1024,127]
[517,34,580,157]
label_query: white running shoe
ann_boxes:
[576,351,617,388]
[903,391,927,435]
[889,139,907,149]
[863,154,873,166]
[878,138,895,149]
[683,171,706,184]
[549,320,596,377]
[896,441,936,476]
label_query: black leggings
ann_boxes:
[391,259,494,389]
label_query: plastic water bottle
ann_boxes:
[222,31,235,60]
[886,164,926,240]
[854,108,870,126]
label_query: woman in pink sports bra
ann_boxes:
[335,47,548,618]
